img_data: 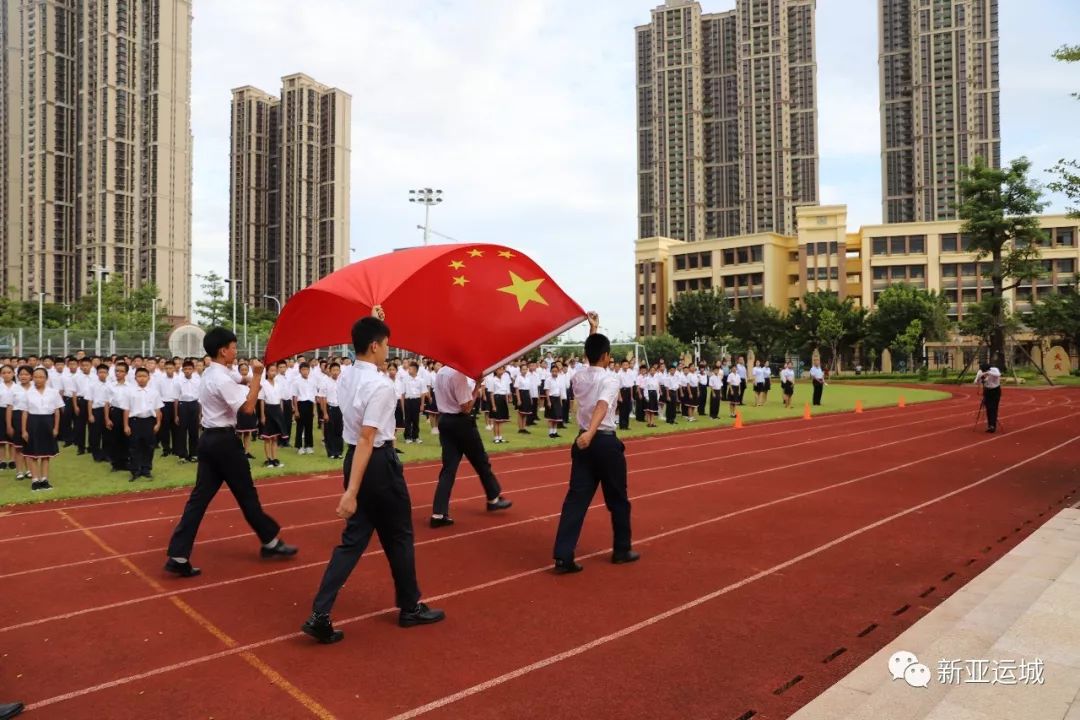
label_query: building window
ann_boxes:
[1057,228,1075,247]
[909,236,925,254]
[941,234,957,252]
[942,263,957,278]
[890,237,906,254]
[675,255,686,270]
[872,238,887,255]
[873,266,887,280]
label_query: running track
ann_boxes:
[0,387,1077,719]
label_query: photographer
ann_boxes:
[974,361,1002,433]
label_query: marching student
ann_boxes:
[616,360,634,431]
[258,362,287,468]
[104,362,132,473]
[177,360,201,462]
[155,360,181,457]
[291,362,318,455]
[124,367,163,481]
[809,358,826,406]
[303,311,444,645]
[0,365,15,470]
[430,364,512,528]
[780,361,796,409]
[708,365,724,419]
[514,361,534,434]
[974,361,1002,433]
[401,361,426,445]
[21,367,64,491]
[318,362,345,459]
[235,362,259,460]
[552,312,637,573]
[87,363,111,461]
[73,357,94,455]
[490,366,512,444]
[165,328,298,578]
[544,363,567,439]
[7,366,32,480]
[727,365,742,418]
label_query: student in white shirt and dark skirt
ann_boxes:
[780,362,796,409]
[490,367,512,444]
[7,366,32,480]
[124,368,164,481]
[236,362,259,459]
[303,311,444,644]
[708,367,724,419]
[544,365,566,439]
[552,312,638,573]
[809,359,825,406]
[726,369,742,418]
[21,367,64,491]
[258,364,287,468]
[514,369,533,434]
[644,367,660,427]
[165,328,297,578]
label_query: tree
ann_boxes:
[638,333,687,366]
[958,156,1047,366]
[892,319,923,369]
[67,275,170,333]
[958,296,1021,350]
[730,301,787,360]
[665,289,731,345]
[1028,290,1080,353]
[195,271,230,328]
[867,283,950,354]
[1048,45,1080,220]
[787,291,866,366]
[817,309,845,371]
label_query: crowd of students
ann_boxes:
[0,349,821,494]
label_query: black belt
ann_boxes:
[203,426,236,434]
[578,429,616,436]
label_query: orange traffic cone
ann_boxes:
[855,400,863,414]
[734,410,743,429]
[803,403,812,420]
[898,395,906,408]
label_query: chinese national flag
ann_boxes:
[263,244,586,377]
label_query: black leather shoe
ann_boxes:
[0,701,24,719]
[164,558,201,578]
[429,516,455,528]
[612,550,641,565]
[260,541,298,559]
[486,497,512,512]
[553,558,583,574]
[398,602,445,627]
[301,613,344,644]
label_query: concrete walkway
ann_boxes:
[791,508,1080,720]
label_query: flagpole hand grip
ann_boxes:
[587,311,599,334]
[371,305,386,321]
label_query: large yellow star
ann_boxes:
[497,271,548,310]
[468,249,484,258]
[497,250,516,259]
[449,260,465,270]
[452,275,469,287]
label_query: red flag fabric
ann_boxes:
[263,244,586,378]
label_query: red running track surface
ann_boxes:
[0,387,1078,720]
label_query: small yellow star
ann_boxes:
[452,275,469,287]
[497,271,548,310]
[497,250,516,259]
[448,260,465,270]
[467,249,484,258]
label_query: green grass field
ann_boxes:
[0,382,950,507]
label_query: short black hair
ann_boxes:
[351,317,391,355]
[299,362,310,370]
[584,333,611,365]
[182,359,195,369]
[204,327,237,358]
[135,367,150,376]
[115,361,128,372]
[979,362,990,373]
[329,362,340,370]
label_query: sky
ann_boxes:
[189,0,1080,340]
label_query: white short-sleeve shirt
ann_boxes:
[25,386,65,415]
[340,360,396,447]
[434,366,474,415]
[199,362,250,429]
[127,385,164,418]
[572,366,619,432]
